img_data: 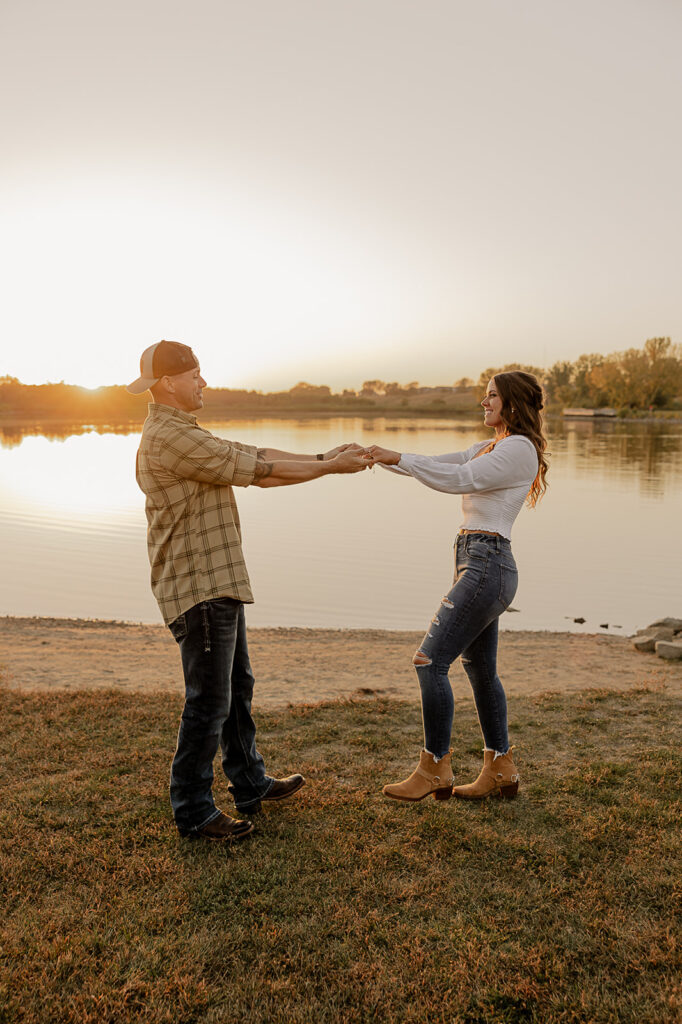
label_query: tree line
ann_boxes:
[481,337,681,411]
[0,338,679,422]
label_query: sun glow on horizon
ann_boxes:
[0,179,467,393]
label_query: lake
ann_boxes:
[1,416,680,634]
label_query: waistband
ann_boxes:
[456,530,511,551]
[458,529,501,537]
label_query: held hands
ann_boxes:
[365,445,401,466]
[324,442,364,459]
[329,445,372,473]
[325,443,401,474]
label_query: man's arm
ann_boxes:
[157,426,257,486]
[252,448,369,488]
[256,443,362,462]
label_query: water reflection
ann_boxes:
[0,421,140,449]
[549,419,682,496]
[1,416,680,632]
[2,415,682,492]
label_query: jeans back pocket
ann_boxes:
[498,564,519,609]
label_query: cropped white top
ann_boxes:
[383,434,539,541]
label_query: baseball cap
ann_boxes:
[127,341,199,395]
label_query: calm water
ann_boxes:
[1,416,681,633]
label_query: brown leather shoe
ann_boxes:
[237,774,305,814]
[178,811,254,841]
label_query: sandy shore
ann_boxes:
[1,616,679,705]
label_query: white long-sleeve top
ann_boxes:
[382,434,539,540]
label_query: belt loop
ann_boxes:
[202,603,211,654]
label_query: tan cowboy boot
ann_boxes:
[453,748,519,800]
[383,750,454,802]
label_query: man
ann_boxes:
[128,340,368,842]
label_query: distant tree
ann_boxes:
[641,336,682,407]
[543,361,575,405]
[288,382,331,397]
[454,377,473,388]
[477,363,544,390]
[360,380,386,396]
[586,337,681,409]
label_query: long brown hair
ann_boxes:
[492,371,548,506]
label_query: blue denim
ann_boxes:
[167,598,272,831]
[414,533,519,759]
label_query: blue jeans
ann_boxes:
[168,598,272,831]
[415,533,518,759]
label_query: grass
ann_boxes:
[0,686,679,1024]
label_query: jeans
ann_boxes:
[168,598,272,831]
[414,533,519,759]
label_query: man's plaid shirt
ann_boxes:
[136,403,258,625]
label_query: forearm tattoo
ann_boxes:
[254,458,274,480]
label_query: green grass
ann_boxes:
[0,687,679,1024]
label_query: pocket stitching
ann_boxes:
[168,613,188,642]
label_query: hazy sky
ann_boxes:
[1,0,680,390]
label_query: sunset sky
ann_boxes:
[1,0,680,391]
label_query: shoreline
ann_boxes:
[1,615,679,705]
[1,411,682,429]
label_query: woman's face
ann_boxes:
[481,378,503,429]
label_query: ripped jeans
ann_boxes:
[168,598,272,831]
[414,533,518,759]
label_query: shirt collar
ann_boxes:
[147,402,197,426]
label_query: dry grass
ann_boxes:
[0,687,679,1023]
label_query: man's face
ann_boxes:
[169,366,207,412]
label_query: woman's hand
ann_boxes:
[366,445,401,466]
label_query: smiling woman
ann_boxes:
[369,371,548,805]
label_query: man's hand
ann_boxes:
[323,442,365,460]
[329,447,371,474]
[366,445,401,466]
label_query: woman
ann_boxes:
[368,371,548,803]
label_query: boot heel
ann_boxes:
[433,787,453,801]
[499,782,518,800]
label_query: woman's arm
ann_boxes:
[398,436,538,494]
[427,445,483,465]
[368,442,482,476]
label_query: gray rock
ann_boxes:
[632,628,676,652]
[655,640,682,661]
[648,617,682,631]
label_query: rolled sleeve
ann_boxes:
[158,426,258,486]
